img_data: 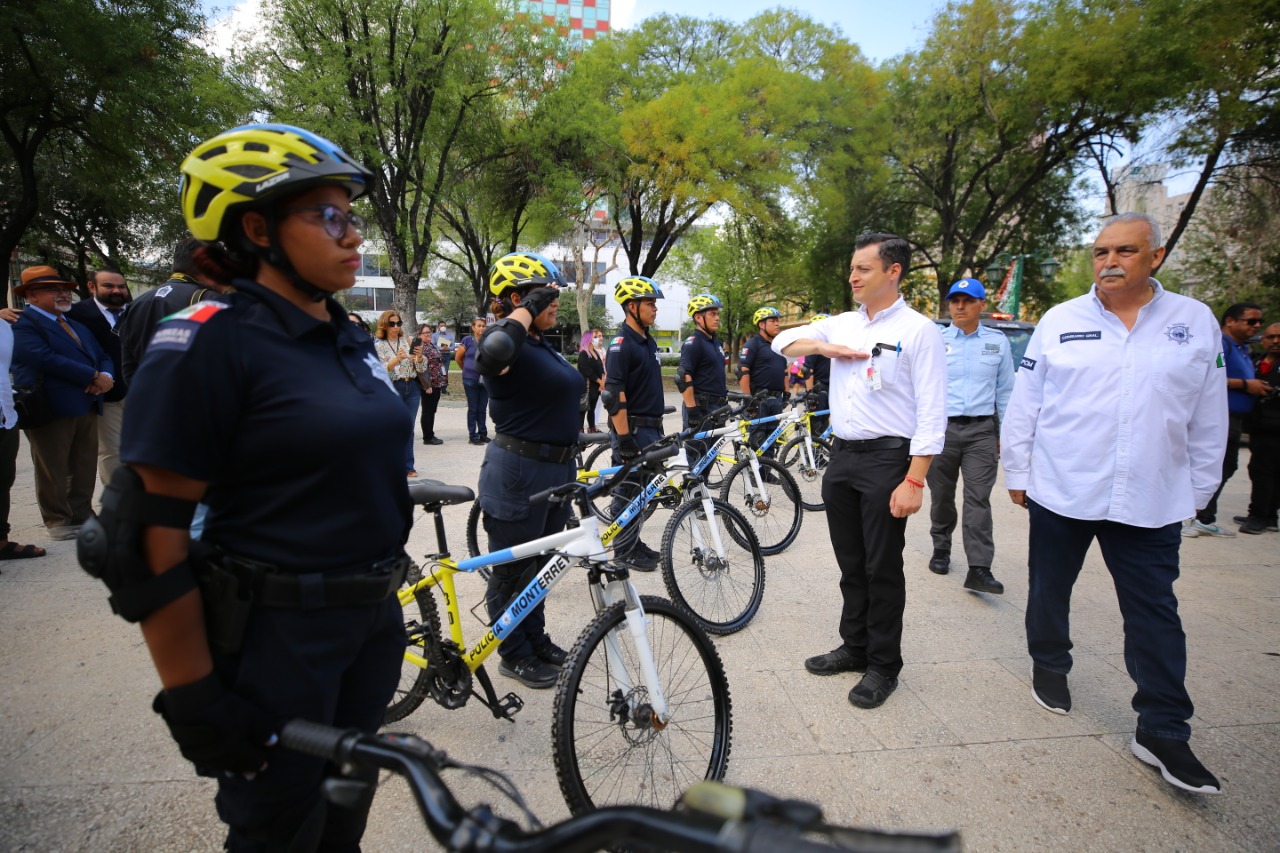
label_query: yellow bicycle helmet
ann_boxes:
[180,124,372,243]
[752,306,781,326]
[489,252,565,297]
[810,313,829,322]
[614,276,664,304]
[687,293,722,317]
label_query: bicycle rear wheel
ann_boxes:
[386,586,440,723]
[552,595,732,815]
[779,435,831,512]
[660,498,765,635]
[719,457,803,555]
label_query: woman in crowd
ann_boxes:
[415,325,447,445]
[576,328,605,433]
[453,316,490,445]
[374,309,422,475]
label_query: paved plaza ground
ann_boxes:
[1,391,1277,851]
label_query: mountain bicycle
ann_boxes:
[281,719,963,852]
[773,392,833,512]
[712,401,805,554]
[390,450,733,815]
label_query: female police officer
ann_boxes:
[474,252,580,689]
[89,124,413,851]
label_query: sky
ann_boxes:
[200,0,945,64]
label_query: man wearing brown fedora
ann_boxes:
[11,266,114,540]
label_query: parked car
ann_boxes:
[935,314,1037,370]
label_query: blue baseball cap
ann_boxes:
[946,278,986,300]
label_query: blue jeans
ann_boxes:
[1026,499,1193,740]
[391,379,420,472]
[463,378,489,440]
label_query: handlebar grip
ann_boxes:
[734,822,961,853]
[530,484,558,505]
[640,444,680,467]
[280,720,352,764]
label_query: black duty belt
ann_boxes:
[694,393,728,409]
[494,433,576,464]
[227,553,411,609]
[833,436,908,452]
[630,415,665,430]
[948,414,994,425]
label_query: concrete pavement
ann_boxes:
[1,391,1277,851]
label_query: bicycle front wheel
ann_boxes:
[719,457,803,555]
[779,435,831,512]
[661,498,765,635]
[552,595,733,815]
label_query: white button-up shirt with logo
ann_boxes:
[772,297,947,457]
[1001,281,1227,528]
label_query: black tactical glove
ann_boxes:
[153,672,276,774]
[617,433,641,462]
[519,286,560,320]
[686,406,707,429]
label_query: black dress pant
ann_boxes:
[1197,411,1243,524]
[0,425,18,540]
[820,442,911,679]
[419,385,441,441]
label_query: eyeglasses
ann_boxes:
[29,285,74,294]
[284,204,365,240]
[1241,318,1264,326]
[387,320,403,327]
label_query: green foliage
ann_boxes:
[0,0,253,288]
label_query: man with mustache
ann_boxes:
[68,269,131,486]
[12,266,114,540]
[1002,212,1226,794]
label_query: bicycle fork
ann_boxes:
[589,579,671,726]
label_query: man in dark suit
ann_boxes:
[67,269,130,486]
[12,266,114,540]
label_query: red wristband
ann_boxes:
[904,476,924,489]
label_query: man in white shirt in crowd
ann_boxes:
[1001,212,1226,795]
[773,232,947,710]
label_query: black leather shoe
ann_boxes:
[928,551,950,575]
[848,671,898,709]
[1132,731,1221,794]
[532,638,569,668]
[423,436,444,446]
[498,655,559,689]
[804,647,867,675]
[963,565,1004,594]
[1031,665,1070,714]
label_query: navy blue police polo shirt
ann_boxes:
[679,328,728,399]
[605,322,665,417]
[486,331,582,446]
[120,278,413,571]
[740,332,787,394]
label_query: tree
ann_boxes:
[879,0,1181,307]
[0,0,251,293]
[559,12,835,279]
[261,0,565,334]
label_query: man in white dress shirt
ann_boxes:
[1001,212,1226,794]
[773,232,947,710]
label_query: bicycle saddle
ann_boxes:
[408,480,475,507]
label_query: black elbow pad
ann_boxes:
[476,319,526,376]
[674,374,690,392]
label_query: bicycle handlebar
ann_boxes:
[530,444,679,506]
[280,721,961,853]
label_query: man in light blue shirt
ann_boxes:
[926,279,1014,594]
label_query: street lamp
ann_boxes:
[983,252,1060,318]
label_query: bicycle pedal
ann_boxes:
[496,692,524,719]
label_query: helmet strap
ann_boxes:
[243,211,329,303]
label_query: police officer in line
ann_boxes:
[927,279,1014,595]
[801,313,831,435]
[740,306,789,453]
[604,276,667,571]
[679,293,728,431]
[118,237,231,386]
[475,252,577,690]
[91,124,413,850]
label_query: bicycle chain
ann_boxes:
[410,579,473,711]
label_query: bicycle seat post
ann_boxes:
[430,505,451,560]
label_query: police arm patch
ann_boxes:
[148,301,229,353]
